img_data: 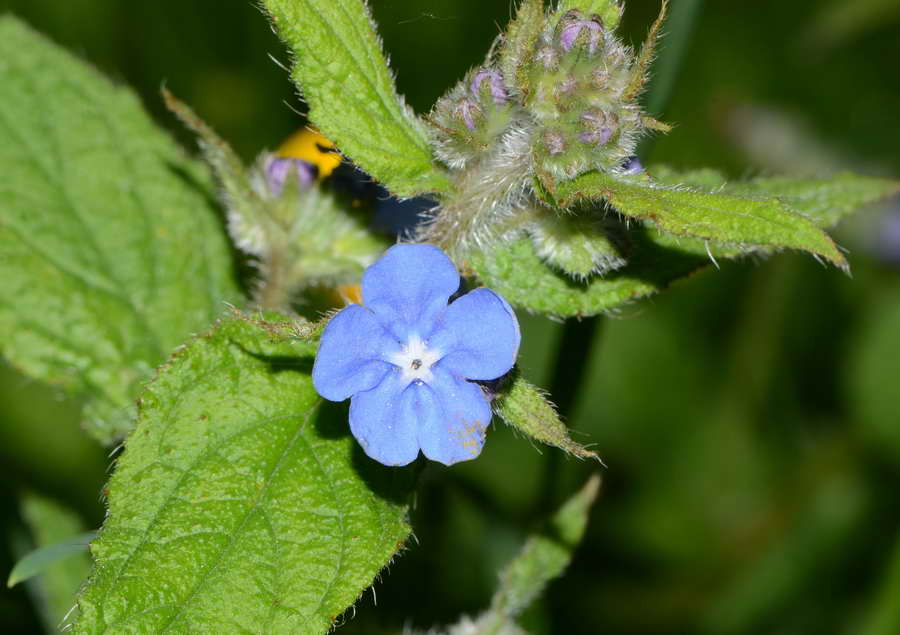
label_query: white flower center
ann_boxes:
[390,335,442,385]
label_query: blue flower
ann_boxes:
[312,244,521,466]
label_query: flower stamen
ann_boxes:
[390,335,442,385]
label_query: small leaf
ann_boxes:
[475,167,897,317]
[262,0,450,197]
[0,17,241,443]
[499,0,546,94]
[555,171,848,268]
[73,318,415,633]
[8,533,95,589]
[556,0,624,29]
[10,494,95,591]
[12,494,94,629]
[483,475,601,628]
[495,370,599,460]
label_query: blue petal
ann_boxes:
[430,288,521,380]
[349,369,420,466]
[362,244,460,340]
[312,304,399,402]
[417,368,492,465]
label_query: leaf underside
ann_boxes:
[0,16,241,443]
[74,318,415,634]
[262,0,450,197]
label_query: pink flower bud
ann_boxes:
[580,111,616,146]
[560,15,603,56]
[454,98,481,131]
[471,70,508,105]
[266,157,317,195]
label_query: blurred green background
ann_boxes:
[1,0,899,633]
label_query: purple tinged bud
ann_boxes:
[592,69,610,89]
[580,111,616,146]
[543,130,567,155]
[536,46,559,70]
[621,156,644,175]
[471,70,508,105]
[455,98,480,131]
[558,76,578,96]
[560,17,603,55]
[266,157,316,195]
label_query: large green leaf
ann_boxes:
[0,17,241,443]
[649,166,900,227]
[73,318,414,634]
[262,0,450,197]
[477,168,897,317]
[555,171,848,269]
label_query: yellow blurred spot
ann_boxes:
[278,129,342,179]
[336,283,363,306]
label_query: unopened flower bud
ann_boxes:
[543,130,567,155]
[536,46,559,70]
[559,12,603,56]
[266,157,317,195]
[454,98,481,131]
[471,70,508,105]
[579,111,616,146]
[620,156,643,174]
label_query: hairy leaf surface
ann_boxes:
[479,169,897,316]
[262,0,450,197]
[555,171,848,268]
[649,166,900,227]
[0,17,241,442]
[74,318,414,634]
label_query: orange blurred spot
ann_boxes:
[336,283,363,306]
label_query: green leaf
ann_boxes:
[555,171,848,269]
[496,370,599,460]
[262,0,450,197]
[480,476,601,632]
[476,166,897,317]
[650,166,900,227]
[11,494,94,630]
[73,318,414,634]
[556,0,624,29]
[8,533,95,588]
[469,229,710,318]
[0,17,241,443]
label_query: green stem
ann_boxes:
[537,316,601,512]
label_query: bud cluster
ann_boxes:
[421,1,667,263]
[429,67,516,170]
[525,9,648,181]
